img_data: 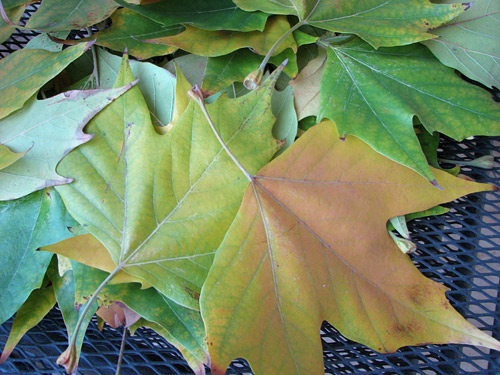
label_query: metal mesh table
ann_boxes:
[1,4,500,375]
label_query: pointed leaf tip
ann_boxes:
[280,58,289,68]
[430,179,444,190]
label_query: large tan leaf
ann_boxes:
[55,55,282,309]
[201,120,500,375]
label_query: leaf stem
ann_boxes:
[258,20,305,71]
[86,27,100,88]
[115,325,127,375]
[188,86,254,182]
[68,266,122,349]
[0,0,14,26]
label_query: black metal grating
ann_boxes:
[1,5,500,374]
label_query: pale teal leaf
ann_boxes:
[0,84,135,200]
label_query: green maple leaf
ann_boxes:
[232,0,466,47]
[318,37,500,181]
[55,54,282,309]
[423,0,500,89]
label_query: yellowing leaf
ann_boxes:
[55,55,282,309]
[145,16,297,57]
[0,144,27,171]
[0,84,135,200]
[201,120,500,375]
[233,0,466,47]
[42,234,151,287]
[0,42,92,120]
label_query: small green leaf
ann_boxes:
[71,261,209,370]
[25,0,118,31]
[114,0,269,32]
[272,86,297,155]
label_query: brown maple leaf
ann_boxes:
[200,120,499,375]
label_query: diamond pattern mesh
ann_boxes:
[1,4,499,375]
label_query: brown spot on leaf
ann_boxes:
[185,287,200,301]
[407,284,430,307]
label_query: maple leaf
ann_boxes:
[200,120,500,375]
[232,0,466,48]
[423,0,500,89]
[55,54,282,309]
[317,37,500,181]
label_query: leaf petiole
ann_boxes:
[66,265,122,351]
[188,85,254,182]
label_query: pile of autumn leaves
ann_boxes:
[1,1,500,374]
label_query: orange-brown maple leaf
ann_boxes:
[201,120,499,375]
